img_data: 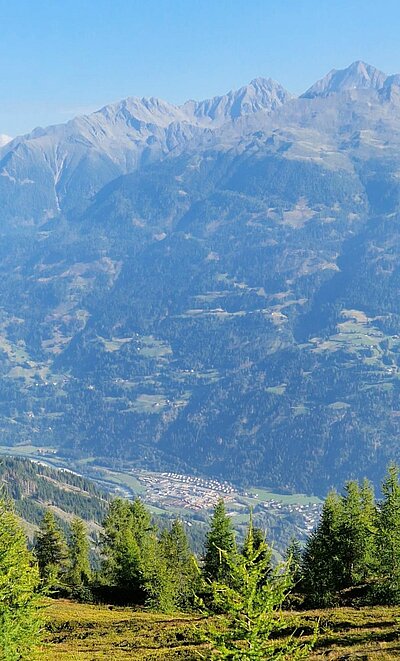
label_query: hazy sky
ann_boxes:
[1,0,400,136]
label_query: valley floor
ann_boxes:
[42,599,400,660]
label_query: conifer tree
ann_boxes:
[160,519,200,610]
[209,522,315,660]
[140,534,175,612]
[34,510,68,592]
[242,521,269,562]
[101,498,175,607]
[339,480,376,586]
[242,517,272,589]
[67,517,92,596]
[360,477,377,576]
[301,491,343,606]
[0,498,42,660]
[102,499,136,591]
[203,498,236,583]
[285,537,303,587]
[376,464,400,602]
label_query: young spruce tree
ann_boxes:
[339,480,376,587]
[101,498,151,598]
[160,519,200,610]
[285,537,303,589]
[102,498,178,610]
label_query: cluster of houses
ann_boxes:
[137,471,235,509]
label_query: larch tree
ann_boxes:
[0,498,42,660]
[209,518,315,660]
[242,517,272,590]
[376,464,400,603]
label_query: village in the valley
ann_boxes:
[127,469,322,534]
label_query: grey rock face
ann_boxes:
[183,78,292,123]
[302,60,387,98]
[0,78,291,225]
[3,61,399,228]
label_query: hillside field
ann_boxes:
[42,599,400,659]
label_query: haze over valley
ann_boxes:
[2,61,400,494]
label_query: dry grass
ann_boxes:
[41,600,400,660]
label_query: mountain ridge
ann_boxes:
[0,76,292,225]
[1,61,400,494]
[302,60,388,98]
[0,61,397,229]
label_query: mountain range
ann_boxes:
[1,61,400,494]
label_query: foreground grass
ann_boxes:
[303,606,400,659]
[42,600,207,660]
[42,599,400,660]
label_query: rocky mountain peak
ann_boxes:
[302,60,387,98]
[183,77,292,125]
[94,95,187,129]
[83,77,292,134]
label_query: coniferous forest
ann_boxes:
[3,463,400,659]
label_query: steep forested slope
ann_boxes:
[0,457,109,534]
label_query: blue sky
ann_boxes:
[1,0,400,136]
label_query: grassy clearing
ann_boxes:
[194,291,230,303]
[310,310,400,372]
[327,401,351,410]
[97,469,146,495]
[126,394,168,413]
[99,334,173,359]
[100,336,133,352]
[247,487,322,506]
[265,383,287,395]
[139,335,172,359]
[0,444,59,458]
[292,404,310,416]
[42,600,400,660]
